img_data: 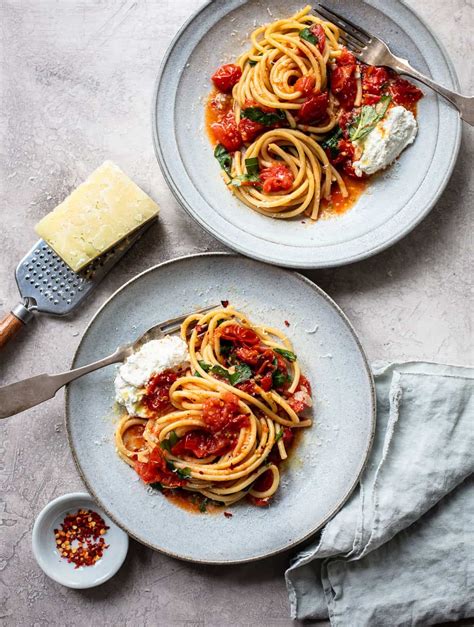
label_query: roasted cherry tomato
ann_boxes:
[286,375,312,414]
[297,91,329,123]
[239,117,264,142]
[134,447,186,487]
[202,392,249,433]
[310,24,326,53]
[143,369,178,415]
[171,430,231,458]
[211,111,242,152]
[259,164,294,194]
[331,49,357,110]
[362,65,390,104]
[294,75,316,96]
[211,63,242,93]
[219,324,260,346]
[390,77,423,107]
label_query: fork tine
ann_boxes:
[339,34,363,53]
[316,4,370,45]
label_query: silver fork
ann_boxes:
[316,3,474,126]
[0,304,218,419]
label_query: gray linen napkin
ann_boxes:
[285,361,474,626]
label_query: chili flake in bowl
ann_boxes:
[32,493,128,589]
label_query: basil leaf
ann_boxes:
[241,106,286,126]
[149,482,163,491]
[219,339,232,356]
[199,498,208,513]
[198,360,211,372]
[274,348,297,362]
[321,126,343,156]
[210,364,230,380]
[214,143,232,176]
[275,429,284,443]
[169,430,179,447]
[245,157,259,177]
[272,369,289,388]
[230,172,260,187]
[375,94,391,118]
[160,439,171,453]
[300,27,318,46]
[349,95,392,142]
[229,363,253,386]
[177,467,192,479]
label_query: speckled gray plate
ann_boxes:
[66,253,375,564]
[152,0,461,269]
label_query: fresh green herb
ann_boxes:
[214,143,232,176]
[219,339,233,357]
[176,467,192,479]
[274,348,297,362]
[245,157,259,177]
[198,360,211,372]
[229,363,253,386]
[299,27,318,46]
[160,440,171,452]
[241,106,286,126]
[321,126,343,156]
[216,318,225,326]
[210,364,230,379]
[160,431,179,452]
[149,482,163,491]
[349,95,391,142]
[169,430,179,448]
[230,157,260,187]
[166,460,176,471]
[199,498,208,513]
[272,369,289,388]
[230,172,260,187]
[275,429,284,443]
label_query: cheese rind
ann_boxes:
[35,161,159,271]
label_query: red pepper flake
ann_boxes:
[284,320,290,327]
[53,509,109,568]
[224,511,233,518]
[221,300,229,308]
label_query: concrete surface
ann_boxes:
[0,0,472,625]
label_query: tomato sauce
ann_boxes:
[320,175,368,218]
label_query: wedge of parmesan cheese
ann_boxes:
[35,161,159,271]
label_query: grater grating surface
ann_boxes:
[15,224,153,316]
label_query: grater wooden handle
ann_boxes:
[0,313,25,349]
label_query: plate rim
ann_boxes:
[65,252,376,564]
[151,0,462,270]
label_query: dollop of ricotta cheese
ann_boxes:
[114,335,190,417]
[352,106,417,177]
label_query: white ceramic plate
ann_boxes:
[66,253,375,563]
[152,0,461,268]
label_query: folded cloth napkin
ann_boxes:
[286,361,474,626]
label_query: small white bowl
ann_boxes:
[32,492,128,589]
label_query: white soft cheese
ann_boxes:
[352,106,417,177]
[114,335,190,416]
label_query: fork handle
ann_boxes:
[391,56,474,126]
[0,346,128,419]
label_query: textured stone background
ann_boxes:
[0,0,472,625]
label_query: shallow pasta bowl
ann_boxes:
[66,253,375,563]
[152,0,461,269]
